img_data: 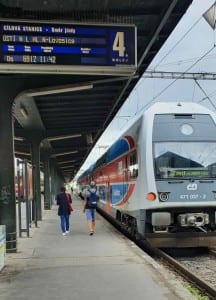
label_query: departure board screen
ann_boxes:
[0,20,136,75]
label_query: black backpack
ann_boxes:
[87,188,99,208]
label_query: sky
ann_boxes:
[75,0,216,179]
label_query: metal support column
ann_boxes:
[50,159,55,204]
[43,157,51,209]
[31,140,41,222]
[0,99,16,252]
[50,159,58,204]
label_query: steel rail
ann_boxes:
[154,248,216,300]
[97,205,216,299]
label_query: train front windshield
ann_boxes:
[154,142,216,179]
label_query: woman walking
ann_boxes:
[56,186,72,235]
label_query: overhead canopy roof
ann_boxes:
[0,0,193,181]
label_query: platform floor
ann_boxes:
[0,196,195,300]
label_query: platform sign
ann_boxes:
[0,20,137,76]
[0,225,6,271]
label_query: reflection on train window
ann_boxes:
[129,153,138,178]
[154,142,216,179]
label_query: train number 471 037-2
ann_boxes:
[180,194,207,200]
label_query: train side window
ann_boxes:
[98,185,106,201]
[210,164,216,177]
[129,153,138,178]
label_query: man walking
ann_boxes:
[83,181,99,235]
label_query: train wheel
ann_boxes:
[130,218,138,240]
[116,210,121,222]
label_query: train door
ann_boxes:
[105,181,111,214]
[123,156,128,198]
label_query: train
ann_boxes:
[78,102,216,248]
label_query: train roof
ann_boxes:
[145,101,215,115]
[78,136,136,179]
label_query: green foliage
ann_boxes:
[184,283,209,300]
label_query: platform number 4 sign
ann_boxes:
[113,32,125,57]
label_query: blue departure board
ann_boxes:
[0,20,137,75]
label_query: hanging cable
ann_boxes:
[148,53,216,69]
[122,2,216,130]
[134,2,216,93]
[191,80,196,102]
[199,88,216,102]
[130,45,216,121]
[152,17,203,70]
[196,80,216,110]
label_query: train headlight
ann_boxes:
[178,214,186,226]
[147,192,156,201]
[204,215,209,224]
[158,192,169,202]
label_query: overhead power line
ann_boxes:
[153,17,202,69]
[142,71,216,80]
[195,81,216,110]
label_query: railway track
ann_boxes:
[152,247,216,300]
[97,206,216,299]
[98,206,216,300]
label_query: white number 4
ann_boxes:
[113,32,125,57]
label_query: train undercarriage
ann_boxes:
[114,208,216,248]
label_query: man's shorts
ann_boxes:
[85,208,96,221]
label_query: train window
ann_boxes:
[154,142,216,179]
[129,153,138,178]
[98,185,106,201]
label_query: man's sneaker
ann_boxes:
[66,230,70,234]
[89,231,94,236]
[62,232,66,236]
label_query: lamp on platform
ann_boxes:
[48,134,81,141]
[51,150,78,157]
[26,83,93,97]
[58,160,76,164]
[20,105,28,119]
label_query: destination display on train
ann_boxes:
[0,20,136,74]
[168,170,209,178]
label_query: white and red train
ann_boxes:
[78,102,216,247]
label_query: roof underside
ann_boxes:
[0,0,193,181]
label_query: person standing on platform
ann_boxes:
[78,188,85,200]
[56,186,72,236]
[70,186,74,202]
[82,181,99,235]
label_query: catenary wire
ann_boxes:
[122,45,216,126]
[195,80,216,110]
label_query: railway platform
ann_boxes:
[0,196,195,300]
